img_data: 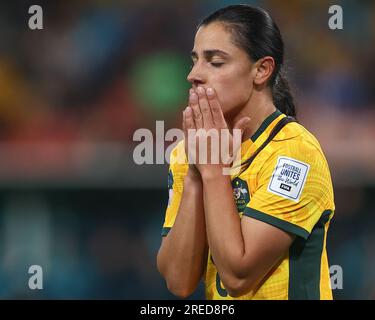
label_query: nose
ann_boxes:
[187,64,205,87]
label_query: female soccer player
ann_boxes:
[157,5,335,300]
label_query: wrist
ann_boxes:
[185,166,202,187]
[200,165,229,182]
[186,165,201,180]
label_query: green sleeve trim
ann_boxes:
[288,209,332,300]
[250,109,282,142]
[243,207,310,240]
[161,227,171,237]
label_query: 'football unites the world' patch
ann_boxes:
[267,156,310,202]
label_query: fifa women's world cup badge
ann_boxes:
[231,178,250,212]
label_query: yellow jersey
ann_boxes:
[161,109,335,300]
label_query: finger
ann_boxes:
[182,109,188,139]
[196,86,214,128]
[231,117,250,164]
[182,109,186,134]
[189,89,203,129]
[182,109,190,161]
[206,87,226,128]
[184,107,197,164]
[184,106,196,130]
[233,116,251,136]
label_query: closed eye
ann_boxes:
[211,62,224,67]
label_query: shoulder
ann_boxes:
[273,121,328,163]
[255,121,332,188]
[260,122,333,203]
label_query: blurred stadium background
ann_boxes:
[0,0,374,299]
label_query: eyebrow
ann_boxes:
[191,49,230,60]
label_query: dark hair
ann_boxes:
[199,4,296,118]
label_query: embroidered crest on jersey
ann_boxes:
[167,170,174,207]
[231,177,250,212]
[267,156,310,202]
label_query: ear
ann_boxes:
[253,56,275,86]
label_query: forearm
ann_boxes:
[202,171,296,297]
[202,172,246,281]
[157,170,207,296]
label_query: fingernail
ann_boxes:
[197,86,205,95]
[189,92,198,103]
[186,106,192,113]
[206,87,214,97]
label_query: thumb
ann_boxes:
[233,117,251,134]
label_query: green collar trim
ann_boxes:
[250,109,283,142]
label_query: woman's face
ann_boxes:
[187,22,255,117]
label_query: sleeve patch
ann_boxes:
[267,156,310,202]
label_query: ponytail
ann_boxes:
[271,67,297,118]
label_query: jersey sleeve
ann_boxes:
[161,141,188,237]
[243,140,332,239]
